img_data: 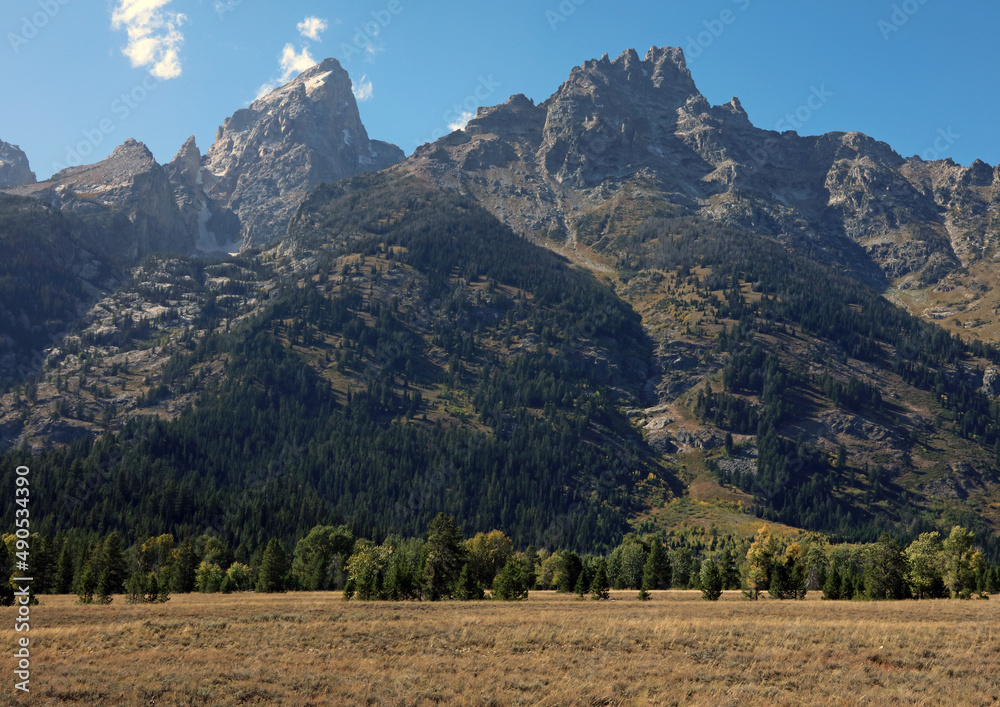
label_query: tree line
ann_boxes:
[4,517,997,607]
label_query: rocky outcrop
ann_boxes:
[4,139,193,260]
[983,366,1000,398]
[197,58,405,249]
[0,141,35,187]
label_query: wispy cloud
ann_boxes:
[448,111,475,132]
[279,43,317,79]
[256,44,318,98]
[352,75,373,102]
[111,0,187,80]
[297,16,328,41]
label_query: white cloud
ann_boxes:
[297,16,328,41]
[448,111,475,132]
[352,75,374,102]
[256,43,318,99]
[111,0,187,80]
[279,43,317,80]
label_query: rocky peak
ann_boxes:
[0,140,36,187]
[4,138,192,260]
[166,136,201,181]
[199,57,405,249]
[403,45,1000,287]
[962,158,995,187]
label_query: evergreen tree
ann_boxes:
[171,539,199,593]
[590,560,610,600]
[423,514,466,601]
[574,569,587,599]
[642,538,672,590]
[769,544,807,600]
[822,564,843,600]
[76,564,96,605]
[55,543,75,595]
[492,556,529,601]
[718,546,740,590]
[256,539,290,593]
[455,563,483,601]
[125,572,147,604]
[700,558,723,601]
[558,552,583,594]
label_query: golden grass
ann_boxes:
[2,591,999,706]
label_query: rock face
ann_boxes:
[164,136,241,254]
[983,367,1000,398]
[194,58,405,249]
[404,46,999,287]
[0,141,36,187]
[4,139,193,260]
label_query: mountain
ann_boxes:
[2,47,1000,559]
[182,58,405,251]
[0,141,35,187]
[3,139,193,261]
[405,47,999,291]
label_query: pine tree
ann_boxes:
[423,514,466,601]
[643,538,672,590]
[700,558,723,601]
[492,556,529,601]
[574,569,587,599]
[822,564,843,600]
[171,539,199,593]
[559,552,583,594]
[718,546,740,590]
[455,563,483,601]
[125,572,147,604]
[76,564,96,605]
[590,560,610,601]
[637,581,651,601]
[256,539,290,593]
[95,568,115,604]
[55,544,75,595]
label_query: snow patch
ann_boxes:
[342,129,353,147]
[194,201,218,252]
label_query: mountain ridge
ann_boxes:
[3,47,1000,555]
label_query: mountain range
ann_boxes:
[2,47,1000,555]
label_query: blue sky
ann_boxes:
[2,0,997,180]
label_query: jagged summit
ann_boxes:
[0,140,36,187]
[196,57,405,249]
[2,138,192,260]
[405,45,1000,287]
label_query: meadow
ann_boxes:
[2,591,998,706]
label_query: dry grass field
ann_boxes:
[2,590,999,706]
